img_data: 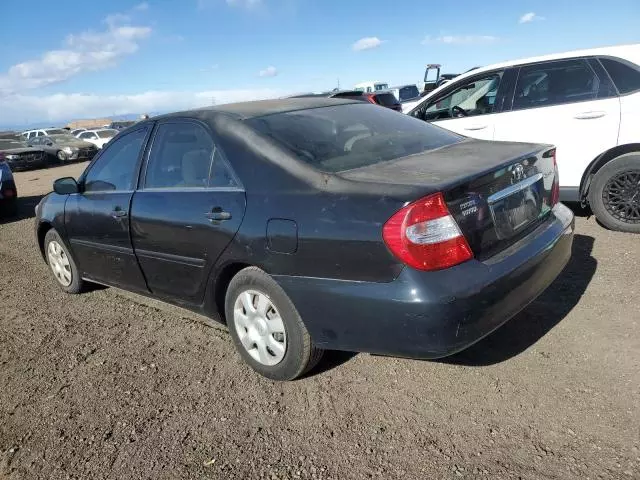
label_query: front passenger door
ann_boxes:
[65,126,151,291]
[415,71,507,140]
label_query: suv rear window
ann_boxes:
[246,103,462,173]
[374,93,400,107]
[399,86,420,101]
[599,57,640,94]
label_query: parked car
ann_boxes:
[386,84,421,103]
[354,81,389,93]
[35,98,574,380]
[109,121,136,130]
[408,44,640,233]
[0,153,17,216]
[0,137,47,170]
[76,129,118,149]
[289,90,369,102]
[28,134,98,163]
[21,128,69,140]
[364,91,402,111]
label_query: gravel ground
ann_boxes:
[1,163,639,480]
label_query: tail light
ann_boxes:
[550,149,560,206]
[383,193,473,271]
[365,94,377,104]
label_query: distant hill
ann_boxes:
[0,113,162,132]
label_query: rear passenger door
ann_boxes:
[130,119,245,304]
[492,58,620,192]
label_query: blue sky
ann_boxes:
[0,0,639,126]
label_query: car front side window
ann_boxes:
[421,72,503,120]
[83,127,149,193]
[512,59,599,110]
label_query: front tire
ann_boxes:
[44,229,84,293]
[56,150,67,162]
[589,153,640,233]
[225,267,323,381]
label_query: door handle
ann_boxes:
[111,208,127,219]
[574,111,606,119]
[205,208,231,222]
[464,125,488,131]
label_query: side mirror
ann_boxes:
[45,140,53,146]
[53,177,79,195]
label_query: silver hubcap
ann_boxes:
[47,240,72,287]
[233,290,287,366]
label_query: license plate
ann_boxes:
[488,173,545,239]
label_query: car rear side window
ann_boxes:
[599,57,640,94]
[399,86,420,101]
[513,59,599,110]
[144,122,236,189]
[84,127,149,192]
[246,103,463,173]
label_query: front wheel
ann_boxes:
[44,229,84,293]
[589,153,640,233]
[56,150,67,162]
[225,267,323,381]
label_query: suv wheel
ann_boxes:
[589,153,640,233]
[225,267,323,381]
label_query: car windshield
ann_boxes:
[375,93,400,107]
[97,129,118,138]
[45,129,68,135]
[0,139,28,149]
[246,103,462,173]
[49,135,77,143]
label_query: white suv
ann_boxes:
[21,128,69,140]
[408,44,640,233]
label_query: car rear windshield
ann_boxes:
[374,93,400,107]
[399,86,420,101]
[45,129,68,135]
[246,103,463,172]
[98,129,117,138]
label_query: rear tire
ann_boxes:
[225,267,323,381]
[44,229,84,294]
[589,153,640,233]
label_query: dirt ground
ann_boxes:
[1,162,639,480]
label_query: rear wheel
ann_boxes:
[589,153,640,233]
[44,229,84,293]
[225,267,323,380]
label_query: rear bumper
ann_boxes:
[274,203,575,358]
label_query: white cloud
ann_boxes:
[134,2,150,11]
[226,0,262,7]
[422,35,499,45]
[0,88,281,126]
[352,37,383,52]
[519,12,545,23]
[0,15,151,95]
[259,66,278,77]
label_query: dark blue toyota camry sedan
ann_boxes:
[35,98,574,380]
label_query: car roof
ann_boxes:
[410,43,640,110]
[158,97,359,121]
[457,44,640,83]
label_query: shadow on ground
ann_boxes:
[443,233,597,366]
[0,194,44,225]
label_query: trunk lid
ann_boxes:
[340,139,559,259]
